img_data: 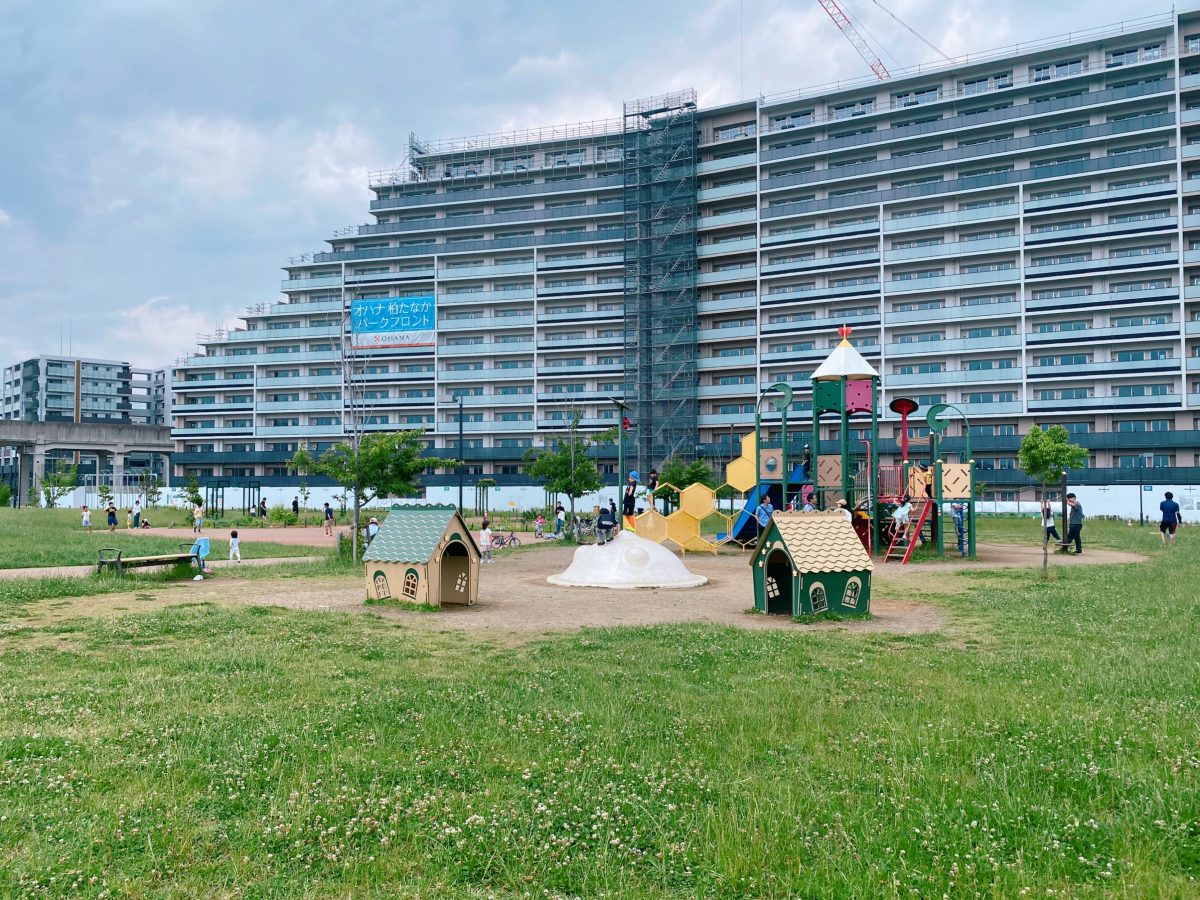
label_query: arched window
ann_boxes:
[403,568,419,599]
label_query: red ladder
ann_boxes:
[884,499,934,564]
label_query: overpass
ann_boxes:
[0,420,173,505]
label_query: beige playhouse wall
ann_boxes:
[365,562,430,605]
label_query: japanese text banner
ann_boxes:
[350,296,436,348]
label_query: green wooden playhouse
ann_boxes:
[750,511,873,617]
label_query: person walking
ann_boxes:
[291,495,300,520]
[1041,500,1061,545]
[1159,491,1183,545]
[554,502,566,538]
[229,529,242,563]
[193,503,204,534]
[258,497,267,519]
[81,505,92,532]
[106,503,118,533]
[323,502,334,536]
[132,500,142,529]
[479,519,493,564]
[1062,493,1085,554]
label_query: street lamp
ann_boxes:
[608,396,629,510]
[1138,452,1153,526]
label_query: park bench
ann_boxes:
[97,546,199,576]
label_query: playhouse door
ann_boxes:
[764,549,794,615]
[440,541,473,605]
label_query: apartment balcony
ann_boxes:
[698,355,757,370]
[536,418,615,429]
[538,335,622,350]
[266,298,345,314]
[885,367,1021,388]
[257,424,345,436]
[697,181,757,202]
[439,288,535,306]
[1027,393,1181,412]
[256,399,344,412]
[1183,73,1200,90]
[761,310,881,334]
[697,266,757,285]
[172,378,255,391]
[697,383,756,399]
[1026,322,1179,345]
[698,325,758,341]
[1024,253,1180,280]
[762,219,879,247]
[1185,250,1200,265]
[437,261,535,280]
[369,174,624,211]
[225,325,341,342]
[1026,285,1178,312]
[439,341,535,357]
[762,251,879,275]
[1029,358,1179,378]
[1187,320,1200,334]
[760,345,839,363]
[1023,180,1177,214]
[184,351,341,367]
[174,402,254,414]
[883,333,1022,356]
[537,282,623,297]
[173,425,255,437]
[440,366,534,382]
[358,201,623,236]
[698,294,756,314]
[698,238,759,257]
[343,268,435,284]
[762,282,880,304]
[697,209,757,230]
[884,235,1019,263]
[957,401,1024,416]
[883,203,1018,234]
[696,153,757,175]
[1025,216,1178,246]
[886,300,1021,324]
[280,275,343,292]
[698,412,758,426]
[538,363,623,376]
[885,269,1019,295]
[439,314,535,331]
[448,392,532,407]
[538,308,623,324]
[537,390,622,403]
[538,255,624,272]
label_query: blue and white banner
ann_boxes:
[350,296,436,349]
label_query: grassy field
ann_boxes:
[0,508,329,569]
[0,520,1197,896]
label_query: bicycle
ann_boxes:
[571,516,596,543]
[491,530,521,549]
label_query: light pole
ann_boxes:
[1138,452,1153,526]
[456,392,464,512]
[608,396,629,514]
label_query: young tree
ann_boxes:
[182,474,204,509]
[290,429,442,562]
[524,415,614,527]
[298,481,311,526]
[140,475,163,508]
[39,463,78,509]
[654,456,718,510]
[1018,425,1088,577]
[97,482,114,510]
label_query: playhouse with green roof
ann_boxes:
[363,505,480,607]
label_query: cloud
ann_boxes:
[0,208,11,226]
[509,50,577,77]
[104,297,231,366]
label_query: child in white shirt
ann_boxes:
[229,530,241,563]
[479,520,493,564]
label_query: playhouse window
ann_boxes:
[403,571,419,599]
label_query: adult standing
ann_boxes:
[754,496,774,529]
[258,497,268,520]
[1159,491,1183,545]
[132,500,142,529]
[554,502,566,538]
[323,502,334,536]
[291,495,300,519]
[1062,493,1084,555]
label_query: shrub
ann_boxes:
[268,504,298,527]
[0,484,10,508]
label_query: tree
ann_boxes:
[39,463,77,509]
[655,456,717,510]
[1018,425,1088,577]
[524,414,614,526]
[298,481,311,526]
[140,475,163,508]
[182,474,203,509]
[97,482,114,509]
[291,429,442,562]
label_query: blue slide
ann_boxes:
[719,467,812,543]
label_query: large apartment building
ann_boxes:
[173,11,1200,497]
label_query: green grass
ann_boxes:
[0,508,329,569]
[0,520,1197,895]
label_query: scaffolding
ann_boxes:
[622,89,699,475]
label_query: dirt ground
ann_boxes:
[2,540,1144,642]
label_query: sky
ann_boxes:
[0,0,1162,369]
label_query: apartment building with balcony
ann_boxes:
[173,10,1200,497]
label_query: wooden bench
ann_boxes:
[97,548,199,576]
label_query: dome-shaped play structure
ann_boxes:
[547,531,708,589]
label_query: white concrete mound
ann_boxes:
[547,530,708,590]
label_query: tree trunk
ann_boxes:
[1040,486,1049,580]
[352,488,361,563]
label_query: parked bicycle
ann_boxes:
[571,516,596,542]
[491,530,521,549]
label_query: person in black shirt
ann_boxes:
[596,505,617,544]
[646,469,659,513]
[623,471,638,529]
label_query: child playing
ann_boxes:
[534,514,545,538]
[479,519,493,564]
[81,505,91,531]
[229,529,241,563]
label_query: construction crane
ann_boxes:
[817,0,891,81]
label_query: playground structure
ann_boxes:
[363,505,480,606]
[632,328,978,562]
[750,512,873,616]
[547,531,708,589]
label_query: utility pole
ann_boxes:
[457,392,464,512]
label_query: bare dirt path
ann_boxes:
[0,555,323,581]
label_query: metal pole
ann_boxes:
[1139,459,1144,526]
[780,404,789,511]
[457,394,464,512]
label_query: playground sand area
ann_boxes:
[6,539,1142,639]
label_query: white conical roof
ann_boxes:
[812,337,879,381]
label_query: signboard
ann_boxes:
[351,296,436,349]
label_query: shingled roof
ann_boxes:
[750,511,873,573]
[362,505,472,564]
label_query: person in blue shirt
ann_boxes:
[755,497,774,528]
[1159,491,1183,545]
